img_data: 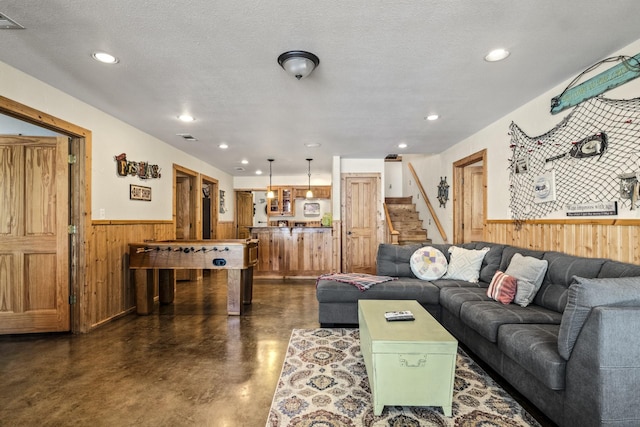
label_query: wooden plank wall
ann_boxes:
[485,220,640,264]
[84,221,174,330]
[216,221,235,239]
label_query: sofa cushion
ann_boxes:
[461,242,505,283]
[534,252,607,313]
[439,287,491,317]
[498,324,566,390]
[498,246,545,272]
[376,243,422,277]
[430,278,487,290]
[460,302,562,343]
[409,246,448,280]
[505,253,549,307]
[316,278,441,305]
[442,246,489,283]
[487,271,517,304]
[557,275,640,360]
[598,260,640,278]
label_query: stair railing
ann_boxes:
[383,202,400,244]
[407,162,448,243]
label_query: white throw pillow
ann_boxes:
[505,253,548,307]
[409,246,448,280]
[441,246,489,283]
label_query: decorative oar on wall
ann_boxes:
[551,54,640,114]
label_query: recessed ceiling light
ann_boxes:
[425,114,439,121]
[484,48,510,62]
[219,143,229,149]
[398,143,408,149]
[234,167,245,171]
[305,143,321,148]
[255,170,263,175]
[241,159,249,164]
[92,51,119,64]
[178,114,195,122]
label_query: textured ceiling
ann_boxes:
[1,1,639,176]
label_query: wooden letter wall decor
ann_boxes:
[115,153,161,179]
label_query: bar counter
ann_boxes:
[250,226,334,278]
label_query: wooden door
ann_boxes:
[0,136,70,334]
[174,167,199,280]
[236,191,253,239]
[175,176,192,240]
[343,174,380,274]
[463,166,484,242]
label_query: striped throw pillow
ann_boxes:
[487,271,517,304]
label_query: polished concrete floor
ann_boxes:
[0,273,319,427]
[0,273,554,427]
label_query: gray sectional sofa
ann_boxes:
[315,242,640,427]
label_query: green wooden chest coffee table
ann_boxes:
[358,300,458,416]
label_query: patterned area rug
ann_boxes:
[266,328,541,426]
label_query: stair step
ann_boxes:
[385,197,413,204]
[388,208,419,218]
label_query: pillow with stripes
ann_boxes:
[487,271,517,304]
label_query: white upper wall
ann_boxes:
[0,61,234,221]
[409,38,640,242]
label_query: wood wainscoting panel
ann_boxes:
[216,221,236,240]
[485,220,640,264]
[86,221,174,329]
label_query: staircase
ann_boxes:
[384,197,431,245]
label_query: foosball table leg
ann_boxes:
[242,266,253,305]
[135,269,155,315]
[158,269,176,305]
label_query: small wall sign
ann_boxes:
[130,184,152,201]
[566,201,617,217]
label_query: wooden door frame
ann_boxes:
[340,172,383,272]
[173,163,201,280]
[200,174,218,239]
[453,149,487,244]
[0,95,90,333]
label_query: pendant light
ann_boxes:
[305,158,313,199]
[266,159,275,199]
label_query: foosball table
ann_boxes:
[128,239,258,315]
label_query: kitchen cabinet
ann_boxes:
[293,185,332,199]
[268,187,295,216]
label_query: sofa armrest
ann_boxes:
[564,306,640,427]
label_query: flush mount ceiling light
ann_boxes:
[484,48,510,62]
[218,143,229,149]
[398,143,408,149]
[266,159,275,198]
[305,158,313,199]
[92,51,119,64]
[277,51,320,80]
[425,114,439,121]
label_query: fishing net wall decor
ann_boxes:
[509,96,640,221]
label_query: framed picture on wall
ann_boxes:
[303,202,320,216]
[130,184,151,201]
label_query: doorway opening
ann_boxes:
[453,150,487,244]
[0,97,90,333]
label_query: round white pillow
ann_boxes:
[410,246,448,280]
